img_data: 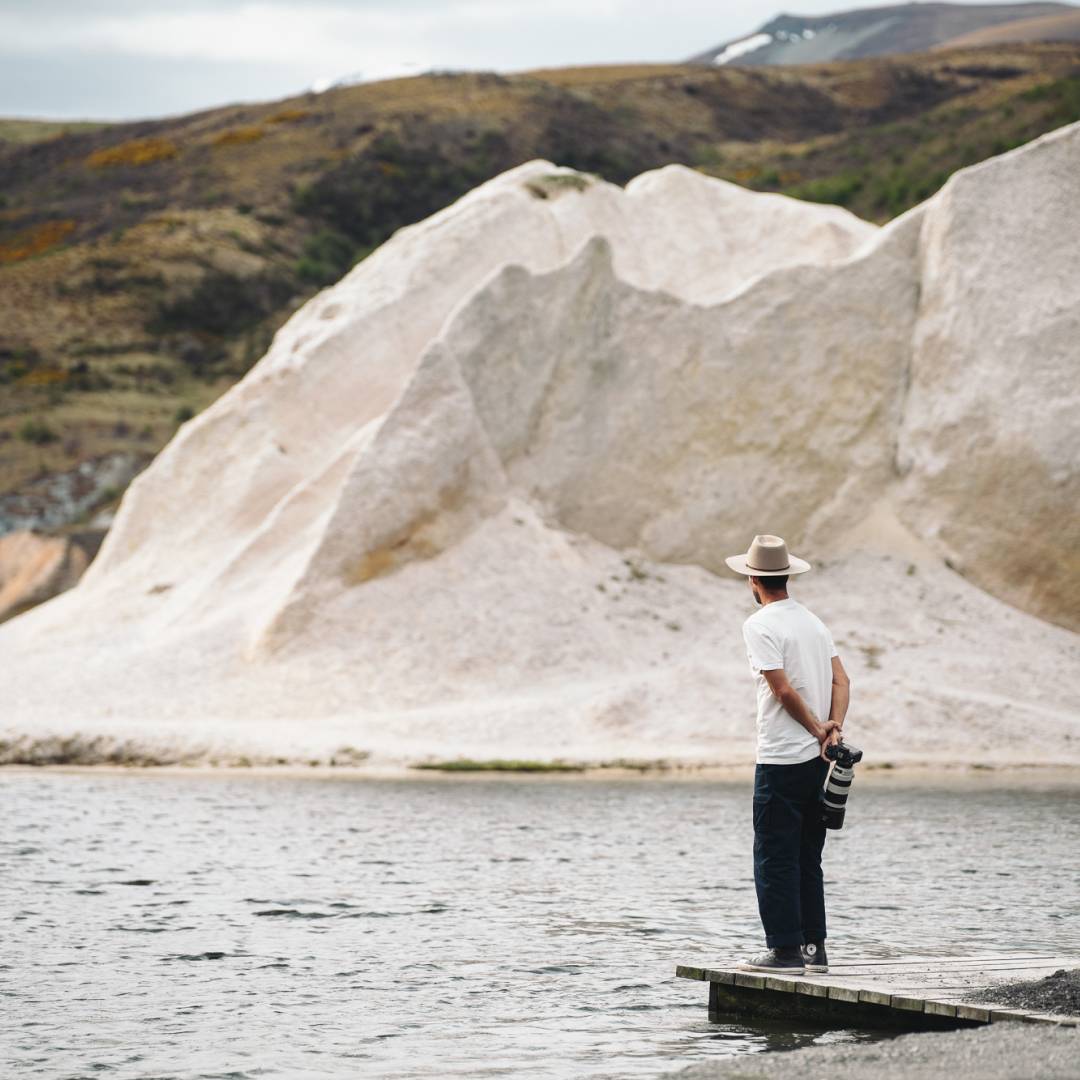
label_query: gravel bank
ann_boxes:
[666,1024,1080,1080]
[971,968,1080,1015]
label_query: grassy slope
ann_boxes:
[942,10,1080,48]
[0,118,112,145]
[1,43,1079,511]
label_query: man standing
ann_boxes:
[724,534,851,975]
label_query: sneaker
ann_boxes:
[801,941,829,972]
[737,946,805,974]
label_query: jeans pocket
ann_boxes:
[752,793,773,831]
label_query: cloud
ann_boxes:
[0,49,306,121]
[0,1,624,65]
[3,4,420,65]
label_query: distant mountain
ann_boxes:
[689,2,1078,65]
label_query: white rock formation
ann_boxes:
[1,126,1078,768]
[896,125,1080,630]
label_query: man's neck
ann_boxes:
[759,590,789,606]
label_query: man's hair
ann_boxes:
[753,574,789,592]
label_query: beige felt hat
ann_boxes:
[725,534,811,577]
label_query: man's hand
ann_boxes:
[820,725,842,761]
[815,719,836,745]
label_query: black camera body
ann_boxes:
[824,740,863,769]
[822,740,863,830]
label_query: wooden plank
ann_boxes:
[956,1003,991,1023]
[989,1007,1032,1023]
[890,994,927,1012]
[812,967,1058,984]
[824,955,1061,967]
[820,968,1062,981]
[858,988,893,1007]
[700,968,735,986]
[828,985,862,1004]
[822,972,1026,982]
[681,975,1069,1000]
[826,955,1060,965]
[883,981,1031,992]
[925,1000,958,1018]
[795,980,829,998]
[674,965,706,981]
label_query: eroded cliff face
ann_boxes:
[77,162,876,594]
[1,128,1077,766]
[896,124,1080,631]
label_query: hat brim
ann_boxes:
[724,553,811,576]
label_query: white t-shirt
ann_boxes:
[742,597,839,765]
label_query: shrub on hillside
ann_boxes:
[86,137,179,168]
[146,269,294,377]
[0,344,43,382]
[212,126,266,147]
[295,228,361,286]
[536,109,644,183]
[788,172,865,208]
[1023,74,1080,126]
[267,108,312,124]
[18,417,60,444]
[147,268,294,340]
[0,219,77,263]
[291,128,509,251]
[18,367,68,387]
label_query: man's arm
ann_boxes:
[827,655,851,732]
[761,668,834,744]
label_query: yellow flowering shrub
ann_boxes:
[86,137,180,168]
[266,108,311,124]
[19,367,69,386]
[212,125,265,146]
[0,219,77,263]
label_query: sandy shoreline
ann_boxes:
[5,761,1080,787]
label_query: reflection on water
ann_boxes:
[3,772,1078,1078]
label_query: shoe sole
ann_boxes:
[736,963,805,974]
[804,964,828,972]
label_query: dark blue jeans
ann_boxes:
[753,756,829,949]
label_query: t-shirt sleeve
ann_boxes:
[743,619,784,672]
[825,624,839,658]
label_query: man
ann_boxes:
[724,534,851,975]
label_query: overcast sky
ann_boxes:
[1,0,1007,122]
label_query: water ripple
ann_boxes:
[3,772,1078,1079]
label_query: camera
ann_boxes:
[824,740,863,769]
[822,740,863,830]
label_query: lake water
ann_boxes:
[4,771,1079,1079]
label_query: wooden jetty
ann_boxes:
[676,954,1080,1029]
